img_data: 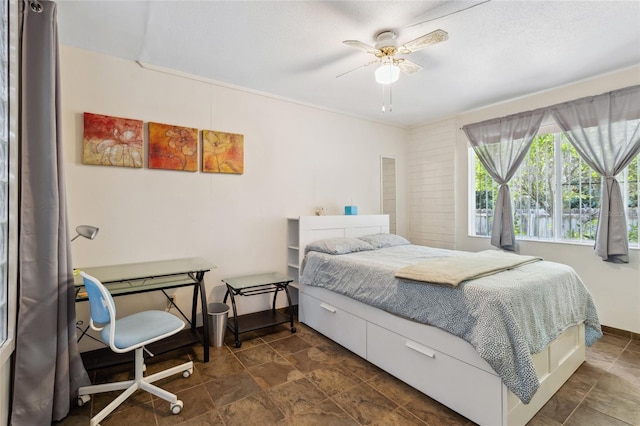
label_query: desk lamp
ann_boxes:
[71,225,99,242]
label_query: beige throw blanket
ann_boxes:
[394,250,542,287]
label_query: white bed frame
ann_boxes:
[296,215,585,426]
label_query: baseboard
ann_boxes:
[601,325,640,340]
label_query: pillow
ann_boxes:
[358,233,410,249]
[305,237,374,255]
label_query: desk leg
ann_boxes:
[194,271,209,363]
[225,286,241,348]
[284,285,296,334]
[271,287,279,311]
[191,283,198,331]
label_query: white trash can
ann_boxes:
[207,303,229,347]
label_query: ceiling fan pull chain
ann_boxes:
[380,83,393,113]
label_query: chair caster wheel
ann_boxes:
[235,341,242,348]
[182,368,193,378]
[291,327,296,333]
[170,400,183,414]
[77,394,90,407]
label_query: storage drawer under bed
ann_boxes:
[300,292,367,358]
[367,322,504,426]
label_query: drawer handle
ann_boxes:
[405,340,436,359]
[320,303,336,313]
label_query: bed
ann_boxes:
[295,216,601,426]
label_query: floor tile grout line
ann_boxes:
[391,405,430,426]
[330,374,410,425]
[327,387,368,426]
[73,323,637,426]
[281,332,390,425]
[222,332,356,423]
[561,376,600,425]
[562,335,633,425]
[94,336,411,424]
[333,399,365,426]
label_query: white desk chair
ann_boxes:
[77,271,194,426]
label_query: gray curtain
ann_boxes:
[11,1,90,424]
[549,86,640,263]
[462,109,546,251]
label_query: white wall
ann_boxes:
[407,118,457,248]
[61,46,408,351]
[409,67,640,334]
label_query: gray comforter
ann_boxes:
[300,244,602,404]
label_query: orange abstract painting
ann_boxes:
[83,112,143,168]
[202,130,244,174]
[148,122,198,171]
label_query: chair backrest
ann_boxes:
[80,271,116,328]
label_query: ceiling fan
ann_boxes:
[338,29,449,79]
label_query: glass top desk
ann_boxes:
[222,272,296,348]
[75,257,215,367]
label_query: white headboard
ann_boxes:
[297,214,387,265]
[286,215,389,288]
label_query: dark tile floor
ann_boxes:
[57,322,640,426]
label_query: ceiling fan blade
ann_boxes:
[398,29,448,53]
[335,59,379,78]
[398,59,423,74]
[343,40,381,55]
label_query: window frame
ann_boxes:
[0,0,18,365]
[468,122,639,249]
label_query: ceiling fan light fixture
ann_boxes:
[375,63,400,85]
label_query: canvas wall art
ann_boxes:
[148,122,198,171]
[83,112,143,168]
[202,130,244,174]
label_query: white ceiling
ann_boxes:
[56,0,640,128]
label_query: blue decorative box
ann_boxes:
[344,206,358,215]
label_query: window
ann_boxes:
[470,127,639,247]
[0,0,8,346]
